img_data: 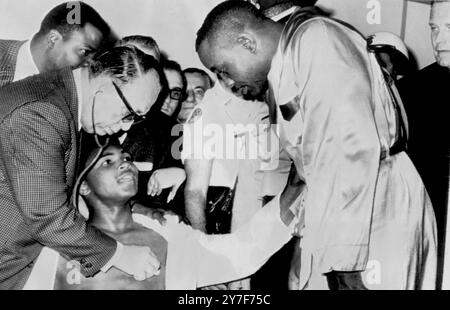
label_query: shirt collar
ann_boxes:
[72,68,84,131]
[13,40,39,82]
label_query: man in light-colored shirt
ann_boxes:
[182,79,285,289]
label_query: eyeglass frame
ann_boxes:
[112,81,146,125]
[168,87,184,101]
[90,81,146,147]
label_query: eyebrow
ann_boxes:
[99,150,130,158]
[100,151,115,158]
[80,43,95,52]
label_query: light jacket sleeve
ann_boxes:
[288,19,381,273]
[194,194,294,287]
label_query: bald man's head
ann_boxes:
[196,0,282,100]
[196,0,267,52]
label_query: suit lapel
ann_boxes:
[50,69,80,191]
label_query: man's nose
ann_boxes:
[169,100,179,110]
[185,90,195,103]
[118,160,132,170]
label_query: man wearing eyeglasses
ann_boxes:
[0,46,163,289]
[161,62,186,119]
[121,59,187,214]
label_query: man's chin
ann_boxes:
[237,88,266,102]
[121,188,138,199]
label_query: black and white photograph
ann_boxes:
[0,0,449,294]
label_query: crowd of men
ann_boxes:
[0,0,448,290]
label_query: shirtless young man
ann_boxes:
[51,139,300,290]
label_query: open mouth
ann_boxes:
[117,172,136,183]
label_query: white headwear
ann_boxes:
[368,31,409,60]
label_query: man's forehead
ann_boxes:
[70,23,104,46]
[84,145,119,170]
[165,69,183,85]
[124,70,160,91]
[431,2,450,21]
[102,145,123,156]
[186,72,209,88]
[124,70,161,112]
[198,40,223,69]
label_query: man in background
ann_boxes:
[177,68,213,124]
[397,0,450,289]
[182,66,278,291]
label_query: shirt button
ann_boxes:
[80,258,87,264]
[85,262,93,269]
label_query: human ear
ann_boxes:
[47,30,63,48]
[237,35,256,53]
[79,181,92,196]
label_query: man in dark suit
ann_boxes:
[0,1,116,87]
[0,46,162,289]
[397,0,450,289]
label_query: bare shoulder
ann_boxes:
[53,224,168,290]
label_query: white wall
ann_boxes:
[0,0,436,69]
[317,0,435,69]
[318,0,404,35]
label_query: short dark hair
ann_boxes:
[163,59,187,90]
[119,35,161,62]
[37,1,112,40]
[195,0,267,51]
[183,67,214,89]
